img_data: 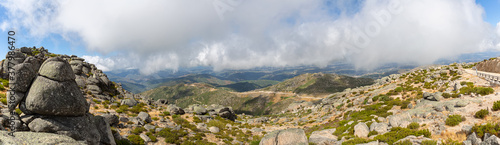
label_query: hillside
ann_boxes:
[107,63,421,94]
[263,73,374,94]
[140,83,294,115]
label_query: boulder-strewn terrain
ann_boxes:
[0,47,500,145]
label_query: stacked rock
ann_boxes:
[6,55,115,145]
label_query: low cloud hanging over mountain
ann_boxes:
[1,0,499,75]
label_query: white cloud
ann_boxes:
[496,22,500,49]
[1,0,497,75]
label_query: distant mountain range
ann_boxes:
[106,50,500,94]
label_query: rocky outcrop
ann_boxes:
[24,57,88,116]
[370,122,389,134]
[394,135,433,144]
[167,104,185,115]
[0,130,86,144]
[354,122,370,138]
[259,128,308,145]
[1,48,117,145]
[423,92,443,101]
[309,128,337,144]
[476,58,500,73]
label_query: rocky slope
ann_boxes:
[475,57,500,73]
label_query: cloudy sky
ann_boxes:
[0,0,499,75]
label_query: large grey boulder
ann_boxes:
[167,105,185,115]
[2,51,26,74]
[69,58,84,75]
[138,112,152,123]
[155,99,168,106]
[93,116,116,145]
[22,56,42,73]
[100,75,112,86]
[425,92,443,101]
[454,82,462,91]
[121,99,138,107]
[140,133,152,142]
[394,135,432,144]
[102,114,119,126]
[467,132,482,145]
[24,57,88,116]
[462,125,473,134]
[194,105,208,115]
[260,128,308,145]
[388,113,411,127]
[287,101,313,111]
[87,84,102,94]
[370,122,389,134]
[86,75,101,85]
[209,126,220,133]
[218,107,237,121]
[38,57,75,82]
[27,114,105,145]
[455,100,469,107]
[309,128,337,144]
[75,75,87,88]
[354,122,370,138]
[483,135,500,145]
[0,130,86,144]
[7,91,24,112]
[25,76,88,116]
[10,63,36,92]
[248,117,269,124]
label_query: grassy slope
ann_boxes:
[264,73,374,94]
[140,83,291,115]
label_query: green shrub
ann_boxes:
[193,116,202,123]
[374,127,431,145]
[421,140,438,145]
[475,109,489,119]
[341,137,371,145]
[401,101,411,109]
[461,81,474,87]
[15,108,22,115]
[445,115,464,126]
[127,135,145,145]
[380,95,392,101]
[158,128,188,144]
[494,101,500,111]
[0,78,8,87]
[250,140,260,145]
[130,103,147,114]
[368,131,378,136]
[0,84,5,91]
[131,127,146,135]
[395,140,412,145]
[407,122,419,129]
[160,111,170,116]
[471,123,500,139]
[395,87,403,93]
[442,93,451,98]
[115,138,131,145]
[149,134,157,142]
[474,87,494,96]
[0,98,6,105]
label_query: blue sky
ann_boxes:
[476,0,500,25]
[0,0,499,74]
